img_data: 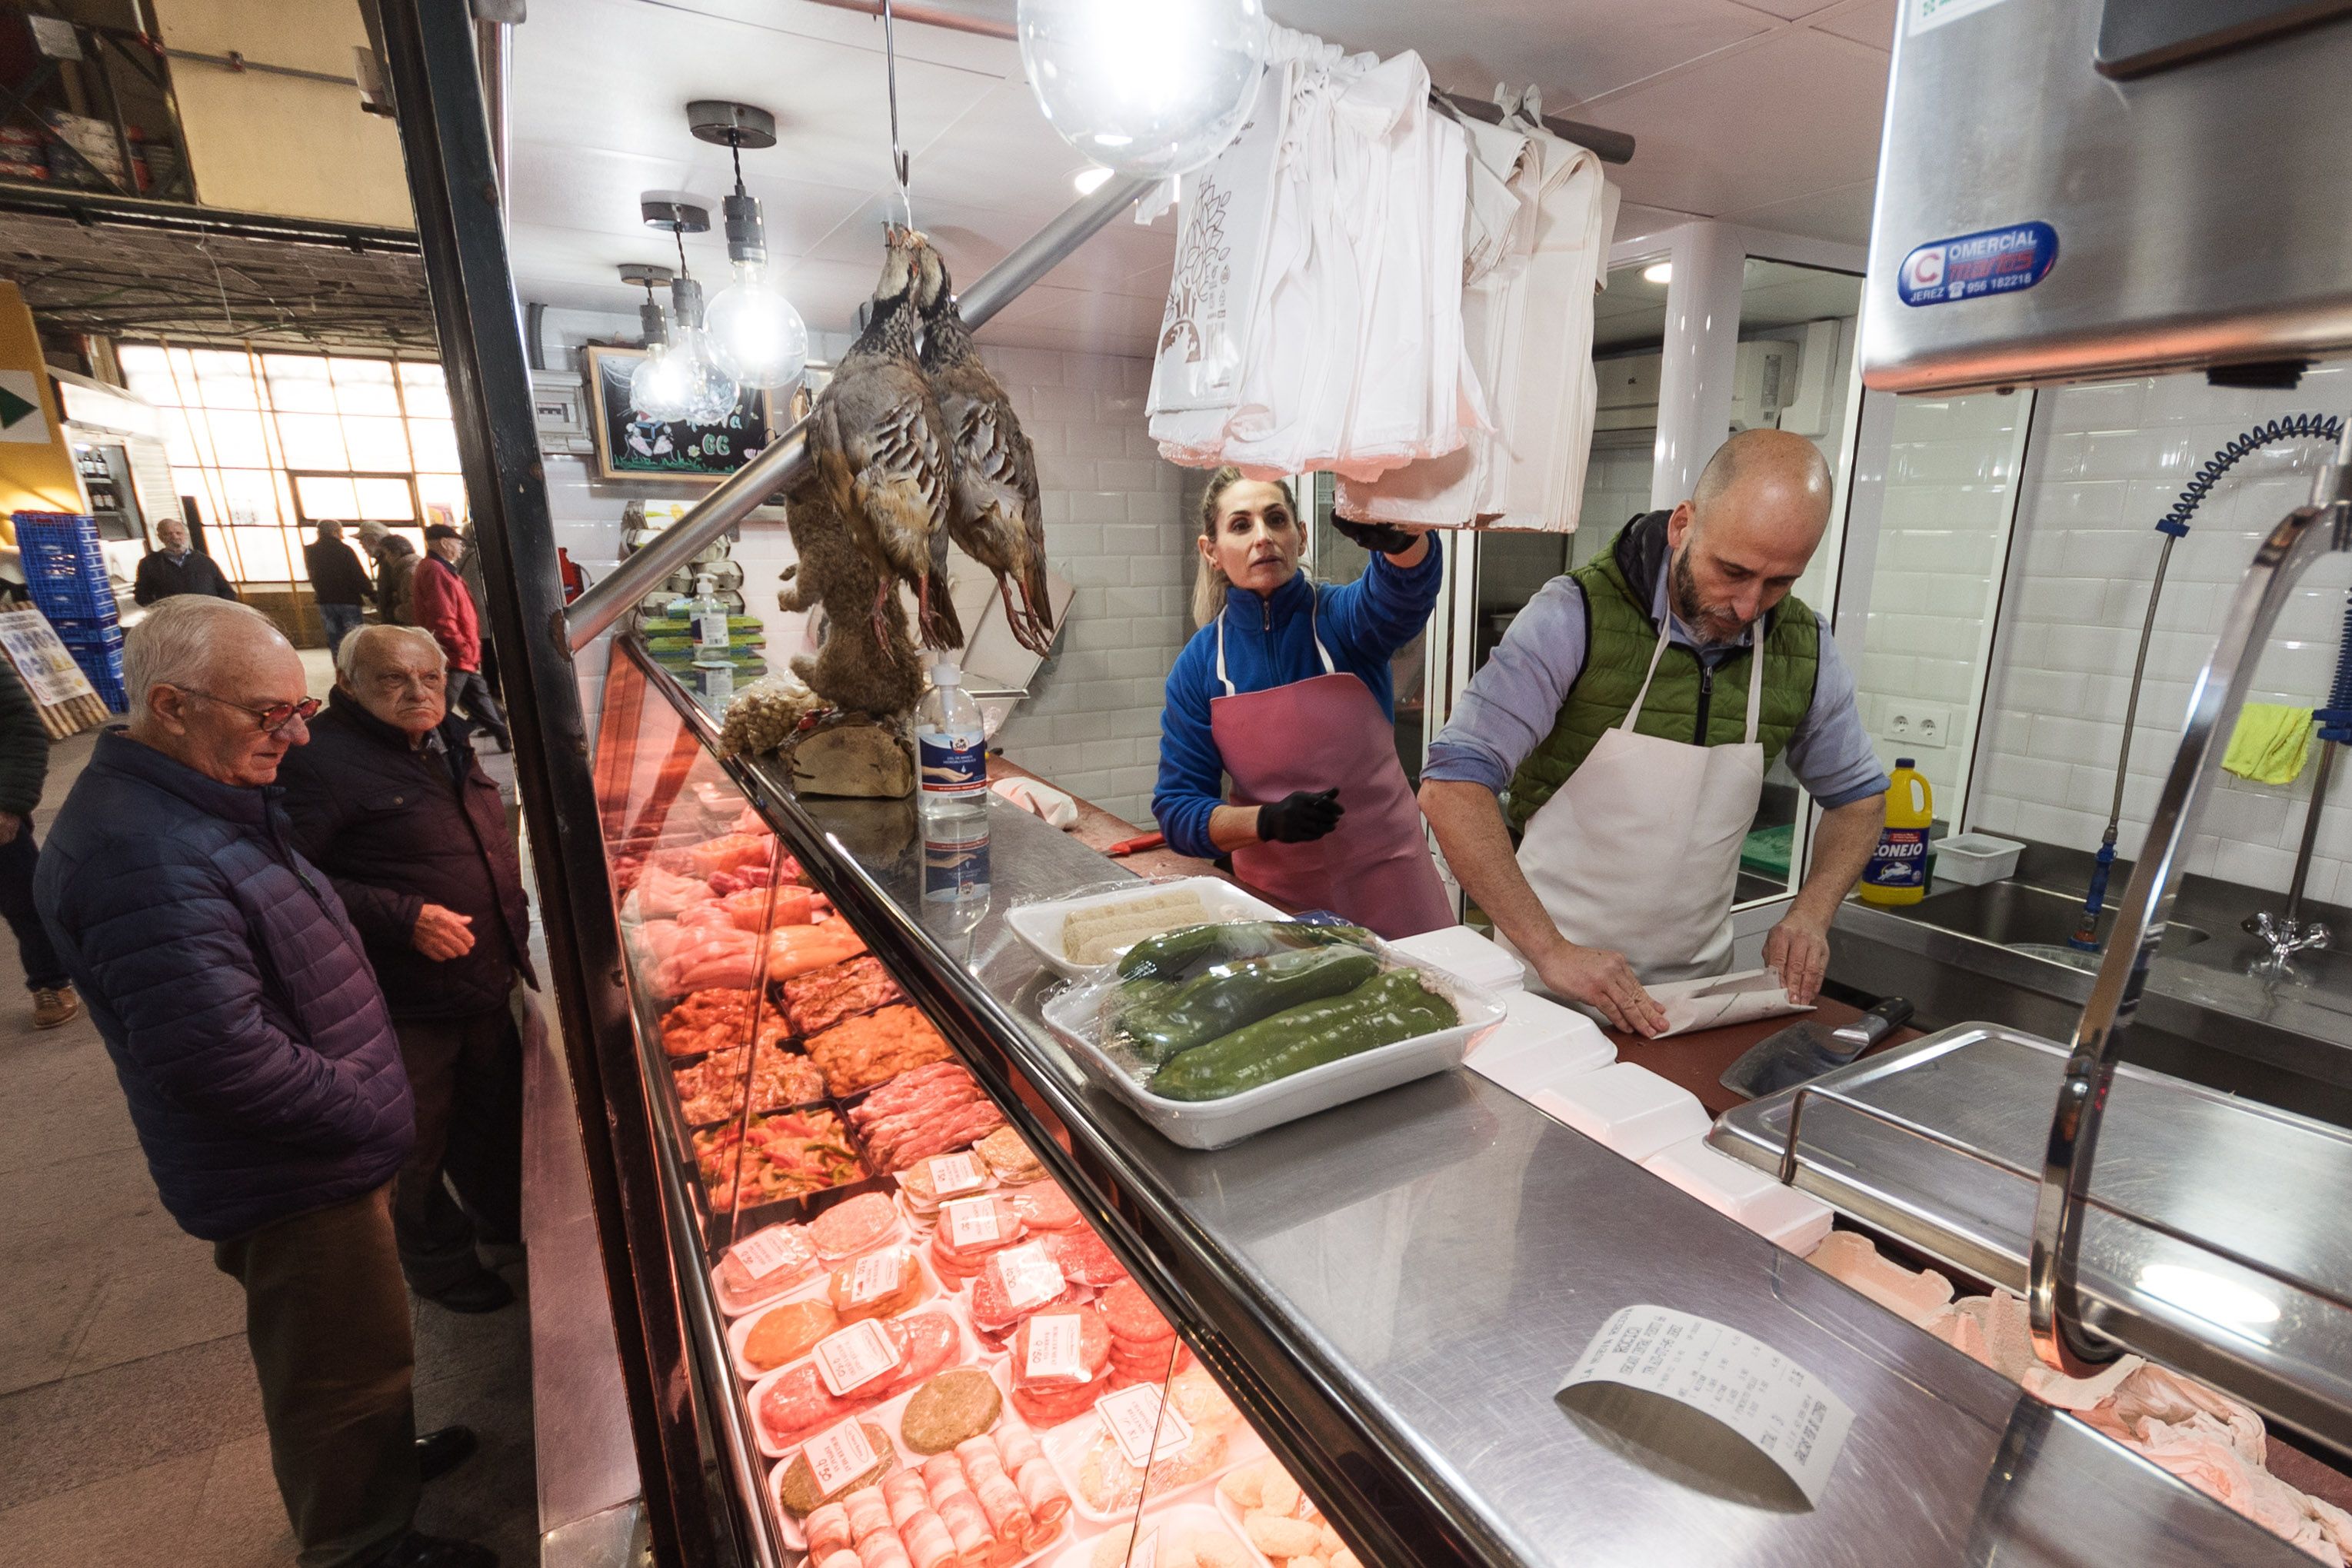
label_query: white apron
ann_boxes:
[1507,618,1766,984]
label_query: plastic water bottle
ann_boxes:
[916,661,988,822]
[1858,757,1933,906]
[686,574,731,665]
[921,814,992,946]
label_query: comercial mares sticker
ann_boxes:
[1897,221,2058,308]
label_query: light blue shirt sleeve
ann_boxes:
[1421,576,1590,794]
[1785,614,1891,809]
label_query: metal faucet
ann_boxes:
[2241,733,2340,967]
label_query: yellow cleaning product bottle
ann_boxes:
[1858,757,1933,906]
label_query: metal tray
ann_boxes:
[1707,1022,2352,1449]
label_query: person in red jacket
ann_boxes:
[411,524,509,753]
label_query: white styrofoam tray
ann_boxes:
[1527,1063,1711,1163]
[1048,1503,1258,1568]
[728,1241,958,1384]
[1041,951,1507,1151]
[1041,1403,1268,1527]
[1462,989,1616,1100]
[745,1303,984,1459]
[1642,1136,1835,1254]
[1384,925,1527,994]
[1008,877,1289,980]
[711,1205,913,1320]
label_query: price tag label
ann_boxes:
[944,1196,1003,1250]
[730,1226,805,1283]
[846,1249,906,1307]
[1096,1383,1192,1470]
[1559,1305,1854,1506]
[802,1418,879,1497]
[996,1241,1065,1312]
[1023,1312,1086,1384]
[928,1151,985,1197]
[814,1318,902,1396]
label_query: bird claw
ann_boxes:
[998,576,1054,657]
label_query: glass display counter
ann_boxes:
[583,638,2318,1568]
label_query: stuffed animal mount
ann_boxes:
[718,677,916,800]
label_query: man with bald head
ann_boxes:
[1422,429,1889,1035]
[34,598,494,1568]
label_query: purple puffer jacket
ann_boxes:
[35,731,413,1242]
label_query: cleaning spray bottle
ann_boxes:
[1858,757,1932,906]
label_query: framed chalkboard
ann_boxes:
[583,345,781,484]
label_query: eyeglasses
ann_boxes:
[180,688,321,736]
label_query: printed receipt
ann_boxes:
[928,1151,985,1197]
[1560,1305,1853,1505]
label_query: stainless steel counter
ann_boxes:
[722,756,2312,1566]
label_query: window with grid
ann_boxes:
[115,345,467,586]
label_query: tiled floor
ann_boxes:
[0,695,539,1565]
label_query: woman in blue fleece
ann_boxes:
[1150,468,1454,938]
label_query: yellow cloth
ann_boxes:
[2221,704,2314,784]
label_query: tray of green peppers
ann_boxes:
[1041,929,1507,1150]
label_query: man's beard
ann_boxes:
[1670,548,1747,645]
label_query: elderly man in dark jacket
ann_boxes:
[34,597,493,1568]
[278,623,532,1313]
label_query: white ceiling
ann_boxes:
[504,0,1897,358]
[1594,258,1866,353]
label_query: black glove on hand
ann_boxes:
[1257,788,1344,844]
[1331,516,1419,557]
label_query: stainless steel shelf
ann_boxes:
[1709,1022,2352,1453]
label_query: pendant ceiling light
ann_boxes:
[623,261,698,423]
[635,196,741,424]
[1017,0,1268,178]
[691,100,810,392]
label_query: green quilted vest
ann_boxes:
[1505,524,1821,834]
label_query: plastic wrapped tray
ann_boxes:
[1039,943,1506,1150]
[1008,877,1288,980]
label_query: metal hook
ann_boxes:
[881,0,913,229]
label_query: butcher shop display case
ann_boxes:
[581,638,2336,1568]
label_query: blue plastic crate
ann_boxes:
[83,671,126,712]
[29,578,118,625]
[14,513,107,569]
[71,641,124,681]
[52,621,124,654]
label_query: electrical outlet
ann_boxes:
[1884,704,1953,749]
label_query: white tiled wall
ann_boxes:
[1851,390,2031,809]
[1571,431,1657,568]
[1969,361,2352,900]
[530,308,1193,825]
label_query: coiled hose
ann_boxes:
[2070,413,2348,949]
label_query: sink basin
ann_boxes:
[1898,880,2210,962]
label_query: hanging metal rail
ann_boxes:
[561,171,1157,651]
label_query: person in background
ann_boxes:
[1420,429,1889,1035]
[0,659,75,1027]
[132,515,239,605]
[452,521,501,701]
[1151,468,1453,939]
[33,596,492,1568]
[358,524,421,628]
[278,624,531,1314]
[305,520,374,656]
[411,523,508,753]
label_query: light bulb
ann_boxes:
[1071,165,1113,195]
[677,331,742,424]
[1018,0,1268,178]
[1642,261,1673,285]
[705,258,809,391]
[629,342,698,422]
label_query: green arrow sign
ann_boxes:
[0,384,34,429]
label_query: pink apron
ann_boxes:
[1208,591,1454,940]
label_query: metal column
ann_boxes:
[366,3,718,1563]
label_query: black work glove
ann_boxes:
[1331,516,1419,557]
[1257,788,1344,844]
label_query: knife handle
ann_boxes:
[1826,997,1914,1060]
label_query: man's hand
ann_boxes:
[413,903,476,961]
[1763,910,1831,1006]
[1533,939,1668,1037]
[0,811,23,846]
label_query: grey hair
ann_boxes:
[125,597,287,716]
[335,623,445,686]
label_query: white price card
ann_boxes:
[944,1196,1003,1250]
[1096,1383,1193,1470]
[730,1226,804,1283]
[845,1249,906,1307]
[1559,1305,1853,1506]
[801,1417,879,1496]
[814,1318,903,1396]
[928,1152,985,1197]
[996,1241,1066,1312]
[1023,1312,1087,1383]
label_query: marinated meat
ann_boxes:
[847,1063,1006,1173]
[805,1004,954,1097]
[693,1108,864,1212]
[770,920,872,984]
[660,989,764,1057]
[786,955,906,1036]
[674,1034,826,1123]
[744,1298,840,1372]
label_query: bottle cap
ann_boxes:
[931,661,961,687]
[695,573,715,594]
[1895,757,1916,769]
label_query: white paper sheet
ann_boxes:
[1644,969,1813,1038]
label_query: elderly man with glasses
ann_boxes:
[33,596,494,1568]
[277,624,534,1316]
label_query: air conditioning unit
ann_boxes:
[1729,340,1796,431]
